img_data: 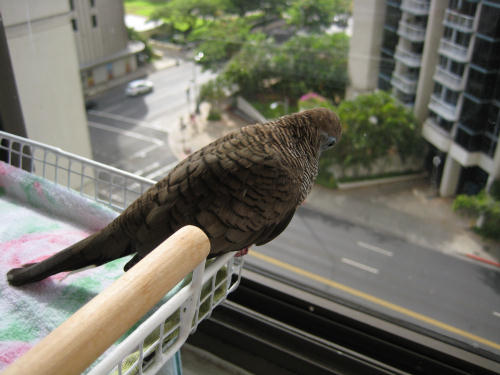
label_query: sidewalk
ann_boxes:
[168,105,500,265]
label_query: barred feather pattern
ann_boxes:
[7,108,341,286]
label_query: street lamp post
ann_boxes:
[270,96,289,116]
[191,51,204,115]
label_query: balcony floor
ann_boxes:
[181,344,254,375]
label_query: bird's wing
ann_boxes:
[254,208,296,246]
[130,129,303,256]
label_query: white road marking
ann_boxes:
[144,161,178,180]
[357,241,394,257]
[493,311,500,318]
[88,110,167,132]
[88,121,164,145]
[129,143,163,161]
[341,258,379,274]
[133,161,161,176]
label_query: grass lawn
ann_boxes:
[124,0,165,17]
[250,99,298,120]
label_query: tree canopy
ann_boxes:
[332,91,422,169]
[151,0,351,102]
[287,0,351,32]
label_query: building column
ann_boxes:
[414,0,447,124]
[346,0,386,98]
[439,154,461,197]
[486,143,500,192]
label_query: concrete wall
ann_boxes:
[71,0,127,66]
[0,0,92,159]
[414,0,447,124]
[346,0,387,98]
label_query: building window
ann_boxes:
[449,60,465,76]
[430,112,453,132]
[71,18,77,32]
[106,63,113,80]
[69,0,74,11]
[438,55,447,68]
[92,15,97,28]
[478,3,500,38]
[455,31,471,48]
[433,82,443,95]
[455,126,479,152]
[90,0,96,7]
[460,96,489,132]
[444,89,459,106]
[472,36,500,70]
[86,70,94,87]
[443,26,453,41]
[466,67,497,100]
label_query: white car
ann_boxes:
[125,79,154,96]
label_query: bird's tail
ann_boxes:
[6,225,131,286]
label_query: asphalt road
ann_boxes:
[85,60,500,362]
[87,60,214,179]
[248,206,500,359]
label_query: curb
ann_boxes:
[465,254,500,268]
[337,172,427,190]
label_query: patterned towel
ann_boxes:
[0,161,185,373]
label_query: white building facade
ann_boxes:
[69,0,144,96]
[348,0,500,196]
[0,0,92,159]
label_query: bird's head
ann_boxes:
[300,107,342,152]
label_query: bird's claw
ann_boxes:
[235,248,249,257]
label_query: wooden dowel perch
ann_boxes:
[4,225,210,375]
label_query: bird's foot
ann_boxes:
[235,248,249,257]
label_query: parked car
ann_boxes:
[125,79,154,96]
[84,99,98,111]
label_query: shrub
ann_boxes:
[207,108,221,121]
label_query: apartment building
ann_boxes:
[348,0,500,196]
[69,0,144,96]
[0,0,92,159]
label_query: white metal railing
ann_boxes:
[401,0,430,15]
[444,8,475,32]
[394,45,422,67]
[391,72,418,94]
[439,39,469,63]
[428,94,459,122]
[0,130,244,374]
[397,20,426,42]
[434,66,465,91]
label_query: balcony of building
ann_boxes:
[428,94,460,122]
[394,45,422,68]
[438,39,470,63]
[397,20,426,42]
[422,117,453,153]
[433,66,465,91]
[400,0,430,16]
[391,71,418,94]
[443,8,475,33]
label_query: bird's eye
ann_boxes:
[327,136,337,148]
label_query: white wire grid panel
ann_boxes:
[0,130,154,211]
[0,131,244,374]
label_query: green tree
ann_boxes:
[227,0,288,17]
[271,33,349,99]
[219,35,274,96]
[127,27,154,62]
[454,187,500,240]
[199,77,227,120]
[189,17,262,71]
[287,0,351,32]
[322,91,423,173]
[153,0,231,41]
